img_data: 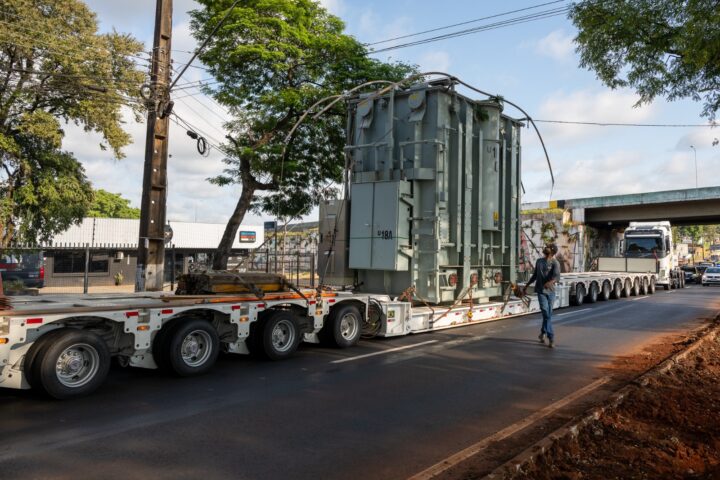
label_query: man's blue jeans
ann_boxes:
[537,291,556,340]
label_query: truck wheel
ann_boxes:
[586,283,598,303]
[571,284,585,306]
[631,278,640,296]
[622,279,632,298]
[640,278,648,295]
[34,329,110,399]
[648,278,656,294]
[25,329,70,389]
[258,310,300,361]
[319,304,362,348]
[163,319,219,376]
[599,281,611,301]
[611,280,623,299]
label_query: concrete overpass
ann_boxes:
[523,187,720,227]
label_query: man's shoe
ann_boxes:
[548,340,555,349]
[538,333,545,344]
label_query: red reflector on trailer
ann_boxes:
[328,299,336,304]
[256,303,265,308]
[27,318,43,325]
[232,305,241,311]
[308,300,316,305]
[125,311,139,318]
[161,309,173,315]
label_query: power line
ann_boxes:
[370,6,570,53]
[365,0,567,46]
[534,119,718,127]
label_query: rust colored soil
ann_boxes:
[511,322,720,480]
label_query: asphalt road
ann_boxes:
[1,285,718,480]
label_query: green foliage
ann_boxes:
[191,0,416,219]
[87,189,140,219]
[571,0,720,120]
[0,0,146,247]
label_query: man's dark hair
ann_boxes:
[546,243,558,255]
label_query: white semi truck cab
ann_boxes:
[598,221,683,290]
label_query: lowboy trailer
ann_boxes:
[0,268,658,399]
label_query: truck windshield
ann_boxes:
[625,236,663,257]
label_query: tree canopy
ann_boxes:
[189,0,416,269]
[87,189,140,219]
[570,0,720,120]
[0,0,145,246]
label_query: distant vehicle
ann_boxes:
[702,267,720,286]
[681,265,701,284]
[0,252,45,288]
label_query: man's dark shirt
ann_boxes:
[527,257,561,294]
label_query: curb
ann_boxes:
[483,320,720,480]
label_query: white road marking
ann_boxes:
[631,295,651,301]
[555,308,591,317]
[331,340,439,364]
[407,376,611,480]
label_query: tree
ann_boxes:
[87,189,140,219]
[189,0,416,270]
[0,0,145,247]
[570,0,720,120]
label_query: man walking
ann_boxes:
[524,244,561,348]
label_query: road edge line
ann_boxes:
[406,376,611,480]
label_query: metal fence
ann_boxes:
[0,247,321,296]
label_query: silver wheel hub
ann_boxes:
[181,330,212,367]
[271,320,295,352]
[339,313,358,340]
[55,343,100,388]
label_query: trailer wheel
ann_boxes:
[640,278,648,295]
[571,284,585,306]
[631,278,640,296]
[257,310,300,361]
[319,304,362,348]
[611,280,623,299]
[599,281,611,301]
[34,329,110,399]
[648,278,656,294]
[164,319,219,376]
[622,279,632,297]
[586,283,599,303]
[25,329,71,389]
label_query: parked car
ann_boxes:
[681,265,701,284]
[0,252,45,288]
[701,267,720,287]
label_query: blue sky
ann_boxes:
[71,0,719,225]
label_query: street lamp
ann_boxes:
[690,145,698,188]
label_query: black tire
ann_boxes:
[640,278,648,295]
[151,323,174,372]
[622,279,632,298]
[648,278,656,294]
[680,273,685,288]
[571,284,586,306]
[599,281,611,301]
[24,329,69,389]
[34,329,110,399]
[319,304,362,348]
[586,283,598,303]
[163,319,219,377]
[664,283,670,290]
[631,278,640,296]
[611,280,623,299]
[257,310,301,361]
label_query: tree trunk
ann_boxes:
[212,186,255,270]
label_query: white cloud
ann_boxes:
[524,88,657,147]
[317,0,345,15]
[359,11,413,46]
[674,125,720,151]
[418,50,451,73]
[532,30,575,62]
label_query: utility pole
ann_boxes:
[136,0,173,292]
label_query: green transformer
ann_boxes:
[325,79,522,304]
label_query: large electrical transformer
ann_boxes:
[319,79,522,304]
